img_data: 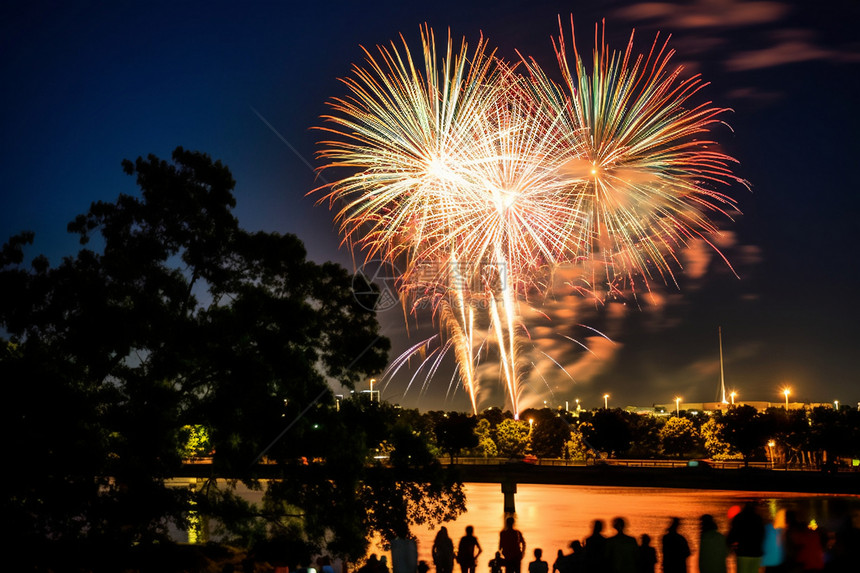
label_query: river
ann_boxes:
[171,480,859,573]
[379,483,859,573]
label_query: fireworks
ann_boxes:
[524,18,746,289]
[314,20,746,417]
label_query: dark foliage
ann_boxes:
[1,148,463,567]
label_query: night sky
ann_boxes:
[3,1,859,412]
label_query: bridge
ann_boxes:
[177,457,860,495]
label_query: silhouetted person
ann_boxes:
[458,525,483,573]
[552,550,565,573]
[784,510,824,572]
[568,541,585,573]
[553,540,580,573]
[761,509,787,571]
[392,527,418,573]
[434,526,456,573]
[661,517,690,573]
[699,514,728,573]
[359,555,381,573]
[418,562,430,573]
[727,502,765,573]
[528,548,548,573]
[499,517,526,573]
[379,555,390,573]
[583,520,608,573]
[637,535,657,573]
[606,517,639,573]
[489,552,505,573]
[831,508,860,572]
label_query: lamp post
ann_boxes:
[783,388,790,410]
[834,400,839,411]
[370,378,377,403]
[767,440,775,469]
[528,418,534,432]
[603,394,609,409]
[675,397,682,416]
[730,391,737,406]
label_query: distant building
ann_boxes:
[652,401,835,414]
[360,389,380,402]
[624,406,657,415]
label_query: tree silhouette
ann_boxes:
[530,415,571,458]
[583,409,634,457]
[721,405,768,466]
[0,148,468,566]
[434,412,479,463]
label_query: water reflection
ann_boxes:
[379,484,859,573]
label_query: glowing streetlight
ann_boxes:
[603,394,610,409]
[783,388,791,410]
[729,391,737,406]
[675,397,682,416]
[370,378,377,402]
[834,400,839,410]
[767,440,776,468]
[528,418,534,431]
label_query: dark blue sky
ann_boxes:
[3,0,859,412]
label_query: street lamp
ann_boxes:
[675,397,682,416]
[603,394,610,409]
[834,400,839,410]
[729,391,737,406]
[767,440,776,468]
[528,418,534,431]
[783,388,791,410]
[370,378,377,403]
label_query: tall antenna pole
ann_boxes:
[719,327,728,404]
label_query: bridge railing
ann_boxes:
[440,457,838,471]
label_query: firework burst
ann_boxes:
[314,20,745,417]
[523,17,747,291]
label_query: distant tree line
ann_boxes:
[413,404,860,468]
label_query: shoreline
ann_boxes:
[452,463,860,495]
[177,462,860,495]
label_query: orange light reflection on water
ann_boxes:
[370,483,859,573]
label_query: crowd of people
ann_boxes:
[416,504,860,573]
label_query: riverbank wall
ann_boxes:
[454,463,860,494]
